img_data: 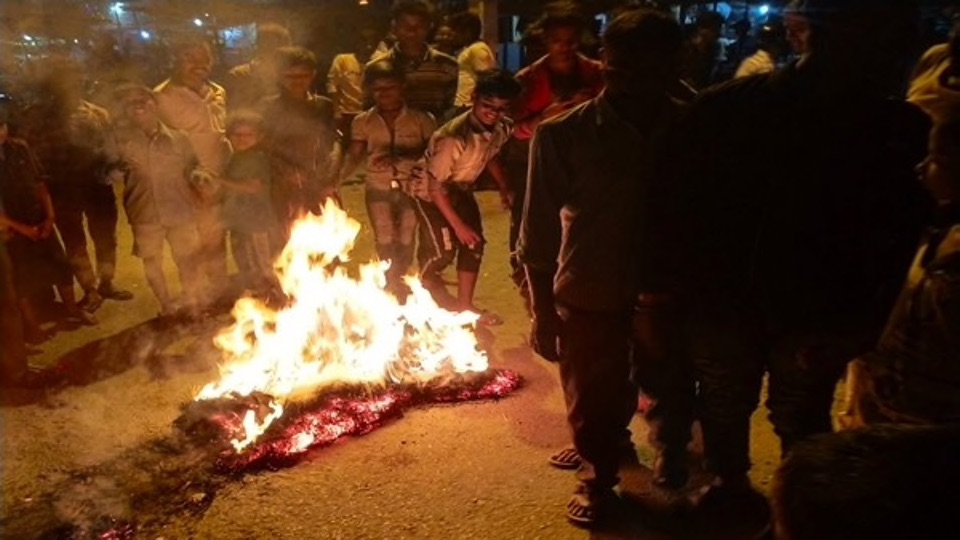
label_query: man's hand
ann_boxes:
[454,224,483,250]
[530,311,561,362]
[499,188,514,210]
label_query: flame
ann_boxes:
[195,199,489,451]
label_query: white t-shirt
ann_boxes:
[326,53,365,117]
[454,41,497,108]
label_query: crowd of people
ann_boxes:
[1,0,960,535]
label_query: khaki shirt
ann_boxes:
[154,79,230,175]
[351,106,436,191]
[454,41,498,108]
[327,53,365,117]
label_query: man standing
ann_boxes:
[20,63,132,311]
[154,37,230,308]
[450,11,498,111]
[258,46,338,237]
[224,23,293,111]
[664,0,932,503]
[327,25,381,141]
[520,9,694,527]
[369,0,458,121]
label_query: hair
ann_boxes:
[537,1,588,34]
[226,109,265,135]
[362,60,406,87]
[474,69,522,100]
[391,0,432,23]
[602,8,683,60]
[112,83,157,103]
[695,11,725,32]
[772,424,960,540]
[256,22,292,49]
[169,34,212,59]
[273,46,317,71]
[450,11,483,42]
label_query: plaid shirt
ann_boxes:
[368,45,458,120]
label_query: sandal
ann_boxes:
[549,446,582,470]
[566,488,617,528]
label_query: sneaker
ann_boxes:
[98,283,133,301]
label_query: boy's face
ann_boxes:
[121,92,158,129]
[174,44,213,87]
[370,78,404,112]
[393,14,430,52]
[471,95,511,128]
[545,26,579,64]
[229,125,261,152]
[280,65,315,97]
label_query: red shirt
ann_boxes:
[512,53,604,141]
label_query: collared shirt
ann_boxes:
[327,53,366,117]
[225,59,278,111]
[256,92,337,189]
[116,122,199,227]
[734,49,775,79]
[512,53,604,141]
[351,105,436,191]
[368,45,458,119]
[908,43,960,126]
[154,78,230,175]
[414,110,510,200]
[454,41,498,108]
[519,94,682,311]
[19,99,119,185]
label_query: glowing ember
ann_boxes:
[194,200,497,452]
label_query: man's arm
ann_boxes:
[484,155,512,209]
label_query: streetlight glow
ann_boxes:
[23,34,33,41]
[759,4,770,15]
[110,2,123,14]
[140,30,151,39]
[193,18,203,27]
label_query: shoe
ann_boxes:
[549,447,582,470]
[688,474,753,509]
[652,451,689,490]
[566,486,618,528]
[98,283,133,301]
[78,290,104,312]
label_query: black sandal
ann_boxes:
[548,446,582,470]
[565,489,617,527]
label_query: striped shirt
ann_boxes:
[368,45,458,120]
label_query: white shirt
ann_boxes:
[350,106,436,191]
[326,53,365,117]
[154,79,230,175]
[454,41,498,108]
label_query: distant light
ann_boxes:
[110,2,123,14]
[193,18,203,27]
[140,30,151,39]
[759,4,770,15]
[74,39,79,44]
[23,34,33,41]
[359,0,369,4]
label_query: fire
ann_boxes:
[194,199,489,451]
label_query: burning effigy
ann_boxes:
[175,200,521,472]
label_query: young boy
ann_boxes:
[220,111,278,296]
[411,69,520,324]
[341,60,436,291]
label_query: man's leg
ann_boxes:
[393,193,418,284]
[413,198,457,308]
[86,183,130,299]
[451,191,490,318]
[133,225,173,315]
[767,332,858,456]
[195,205,228,306]
[167,223,204,316]
[690,306,766,485]
[365,188,398,272]
[557,303,637,520]
[0,242,27,383]
[54,193,99,307]
[632,298,696,488]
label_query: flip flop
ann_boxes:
[549,447,582,470]
[565,489,617,528]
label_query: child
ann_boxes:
[411,70,521,324]
[220,111,278,296]
[341,60,436,291]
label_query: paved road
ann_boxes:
[2,186,781,539]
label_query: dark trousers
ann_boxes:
[690,306,861,479]
[414,190,484,286]
[558,302,695,493]
[51,183,119,292]
[0,242,26,383]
